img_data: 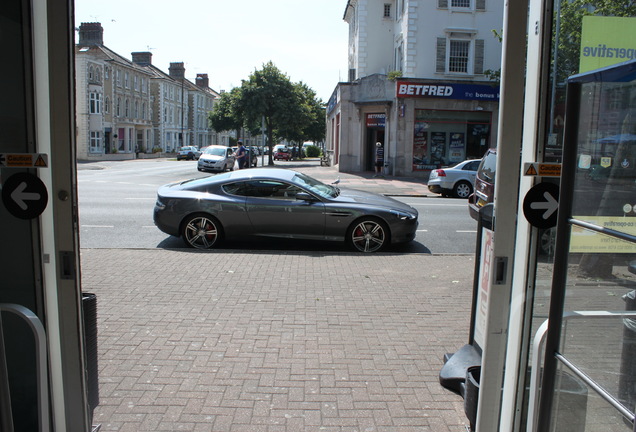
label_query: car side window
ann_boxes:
[244,180,301,200]
[466,161,480,171]
[222,182,248,196]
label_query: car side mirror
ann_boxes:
[296,192,316,202]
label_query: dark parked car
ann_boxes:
[154,168,419,252]
[468,149,497,221]
[468,149,556,255]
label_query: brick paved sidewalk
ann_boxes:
[82,249,474,431]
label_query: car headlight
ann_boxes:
[155,199,166,210]
[391,210,417,220]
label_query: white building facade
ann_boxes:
[75,23,221,160]
[327,0,504,177]
[75,23,154,160]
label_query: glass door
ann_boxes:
[537,60,636,431]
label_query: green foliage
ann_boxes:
[208,61,325,164]
[554,0,636,84]
[483,29,503,84]
[387,70,403,81]
[304,145,321,157]
[208,87,244,134]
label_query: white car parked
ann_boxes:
[197,145,236,172]
[427,159,481,198]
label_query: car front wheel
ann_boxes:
[182,214,222,249]
[453,181,473,199]
[347,218,388,253]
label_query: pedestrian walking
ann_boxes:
[374,142,384,177]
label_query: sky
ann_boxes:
[74,0,350,102]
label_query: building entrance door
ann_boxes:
[534,60,636,431]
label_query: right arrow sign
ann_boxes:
[523,182,560,229]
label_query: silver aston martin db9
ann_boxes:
[153,168,419,252]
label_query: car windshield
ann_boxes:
[291,172,339,199]
[204,147,226,156]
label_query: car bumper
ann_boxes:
[428,185,443,194]
[390,219,419,244]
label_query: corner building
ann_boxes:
[326,0,504,177]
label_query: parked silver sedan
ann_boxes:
[427,159,481,198]
[154,168,418,252]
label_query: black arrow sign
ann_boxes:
[523,182,559,229]
[1,172,48,219]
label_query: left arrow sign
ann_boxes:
[11,182,41,210]
[1,173,48,219]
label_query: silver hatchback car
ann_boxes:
[427,159,481,198]
[197,145,236,172]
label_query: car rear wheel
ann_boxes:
[347,218,388,253]
[453,181,473,198]
[182,214,222,249]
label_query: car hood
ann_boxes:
[199,154,225,161]
[332,188,417,213]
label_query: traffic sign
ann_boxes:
[0,153,48,168]
[523,182,559,229]
[523,162,561,177]
[1,172,48,219]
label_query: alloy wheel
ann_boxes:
[349,219,387,252]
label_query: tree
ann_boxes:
[277,82,326,156]
[239,62,324,165]
[208,87,244,143]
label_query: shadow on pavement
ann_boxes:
[156,236,432,255]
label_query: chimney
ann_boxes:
[132,52,153,66]
[78,22,104,46]
[169,62,186,79]
[196,74,209,88]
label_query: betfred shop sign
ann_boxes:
[396,81,500,101]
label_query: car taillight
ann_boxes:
[435,169,446,176]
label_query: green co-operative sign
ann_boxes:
[579,16,636,73]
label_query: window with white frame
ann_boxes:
[436,33,483,75]
[125,99,130,117]
[89,92,101,114]
[134,76,138,91]
[104,97,110,113]
[105,67,109,80]
[90,131,101,152]
[88,66,94,81]
[451,0,471,7]
[116,97,121,116]
[142,102,146,120]
[134,101,139,118]
[449,39,470,73]
[124,71,129,88]
[116,69,121,86]
[383,3,391,18]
